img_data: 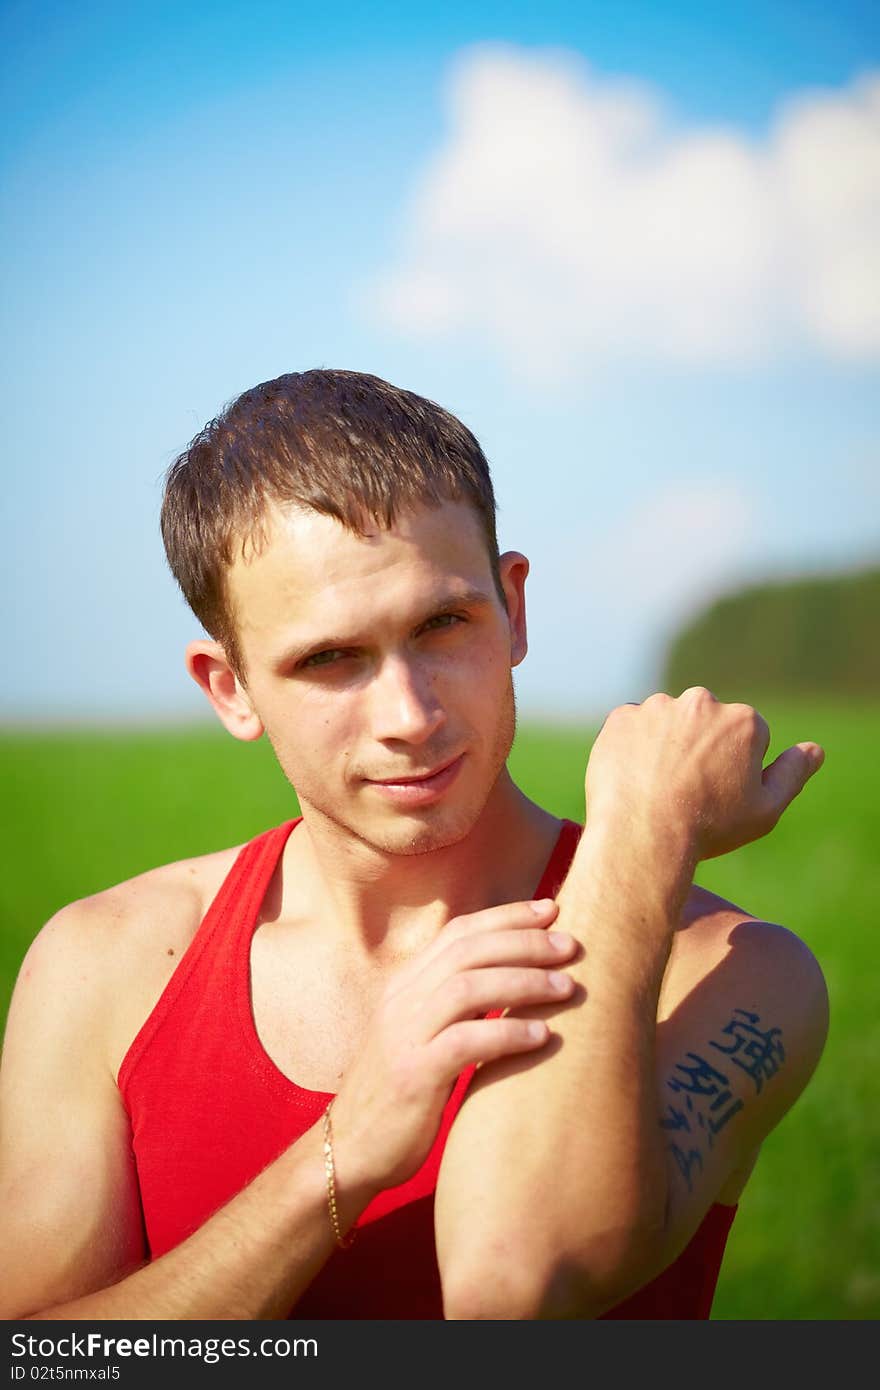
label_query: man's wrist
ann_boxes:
[560,804,698,929]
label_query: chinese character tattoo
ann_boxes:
[660,1008,786,1195]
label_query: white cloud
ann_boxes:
[368,46,880,379]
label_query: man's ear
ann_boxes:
[185,640,264,742]
[498,551,529,668]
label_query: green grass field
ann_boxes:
[1,697,877,1319]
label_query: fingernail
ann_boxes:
[548,931,574,950]
[548,971,573,993]
[529,898,556,914]
[527,1021,548,1041]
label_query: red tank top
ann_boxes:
[118,818,737,1318]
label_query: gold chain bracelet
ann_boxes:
[322,1099,356,1249]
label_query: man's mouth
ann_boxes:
[369,754,462,786]
[365,753,466,802]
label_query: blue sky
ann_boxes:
[3,0,879,722]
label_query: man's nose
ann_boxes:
[368,655,446,744]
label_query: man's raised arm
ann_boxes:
[434,687,829,1319]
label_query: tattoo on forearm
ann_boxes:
[660,1008,786,1194]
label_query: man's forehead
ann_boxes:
[233,497,485,573]
[226,497,495,640]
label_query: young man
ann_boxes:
[0,370,828,1320]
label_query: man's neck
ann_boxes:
[276,772,564,959]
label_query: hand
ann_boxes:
[329,899,577,1196]
[584,686,825,862]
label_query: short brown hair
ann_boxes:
[160,369,501,680]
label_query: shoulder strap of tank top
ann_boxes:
[117,819,300,1094]
[533,819,583,900]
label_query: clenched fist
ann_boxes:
[584,687,825,862]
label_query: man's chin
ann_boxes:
[360,806,479,858]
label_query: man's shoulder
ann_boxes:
[41,840,246,953]
[663,881,827,1021]
[661,882,828,1130]
[13,839,250,1076]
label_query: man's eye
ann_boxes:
[422,613,464,633]
[302,649,348,669]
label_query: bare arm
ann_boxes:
[0,892,577,1319]
[0,901,369,1320]
[435,690,830,1318]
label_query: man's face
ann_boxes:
[225,498,528,857]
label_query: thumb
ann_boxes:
[761,741,825,817]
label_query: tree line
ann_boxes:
[662,564,879,700]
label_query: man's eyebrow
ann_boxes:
[271,588,495,671]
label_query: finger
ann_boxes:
[404,924,576,1000]
[594,702,634,741]
[748,707,771,761]
[429,1016,552,1082]
[422,965,574,1038]
[756,716,771,761]
[412,899,560,973]
[761,742,825,818]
